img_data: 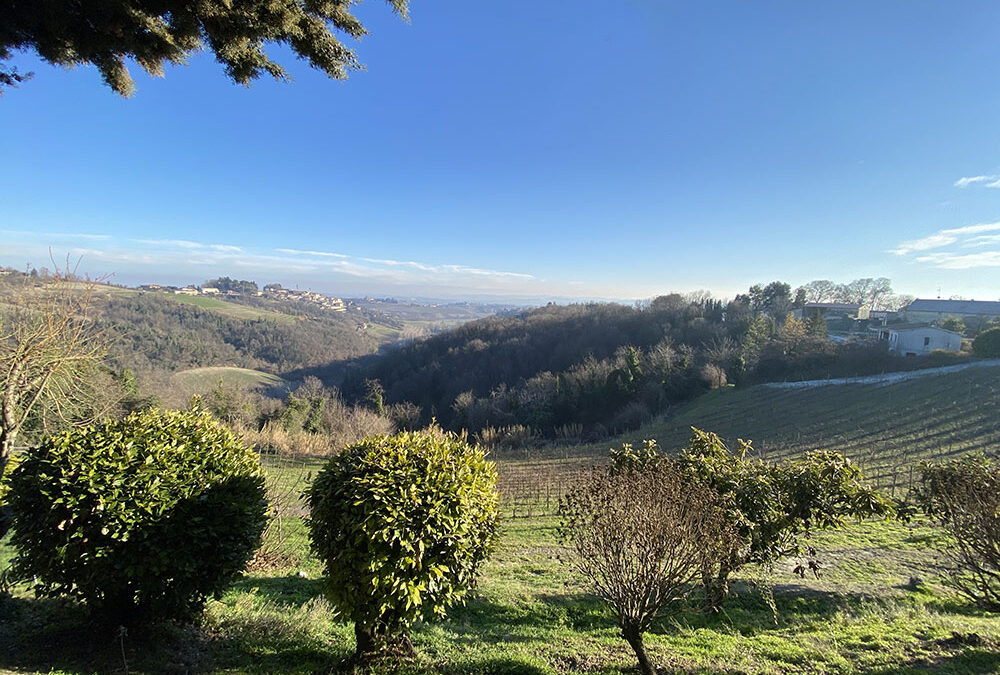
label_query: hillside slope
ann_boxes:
[584,364,1000,488]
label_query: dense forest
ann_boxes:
[95,293,379,375]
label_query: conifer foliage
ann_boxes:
[0,0,408,95]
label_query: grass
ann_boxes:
[172,366,287,395]
[3,452,1000,674]
[366,323,404,338]
[165,293,298,324]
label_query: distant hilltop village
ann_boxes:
[136,278,347,313]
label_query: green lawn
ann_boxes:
[172,366,287,394]
[166,293,298,324]
[2,454,999,674]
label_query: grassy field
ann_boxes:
[163,294,298,324]
[2,452,1000,674]
[171,366,288,397]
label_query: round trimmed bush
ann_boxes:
[307,430,500,659]
[973,327,1000,358]
[8,409,267,624]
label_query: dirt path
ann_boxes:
[761,359,1000,390]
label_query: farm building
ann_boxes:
[802,302,868,320]
[885,325,962,356]
[902,299,1000,332]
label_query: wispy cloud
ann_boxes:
[0,231,548,295]
[891,221,1000,270]
[276,248,348,258]
[133,239,243,253]
[0,229,111,241]
[954,175,1000,188]
[890,222,1000,255]
[963,233,1000,248]
[915,251,1000,269]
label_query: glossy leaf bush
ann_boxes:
[306,430,500,659]
[8,409,267,624]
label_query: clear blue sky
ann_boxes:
[2,0,1000,301]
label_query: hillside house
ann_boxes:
[201,287,220,295]
[174,286,199,296]
[886,325,962,356]
[902,299,1000,332]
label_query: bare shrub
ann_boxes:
[386,401,422,430]
[476,424,536,452]
[239,423,332,457]
[919,454,1000,608]
[700,363,727,389]
[554,422,583,441]
[558,462,733,675]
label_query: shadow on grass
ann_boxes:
[0,593,213,674]
[230,572,326,607]
[869,637,1000,675]
[0,582,556,675]
[442,590,614,640]
[921,594,1000,618]
[0,587,351,674]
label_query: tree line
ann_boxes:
[339,279,926,441]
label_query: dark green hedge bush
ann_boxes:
[972,327,1000,358]
[8,409,267,624]
[307,430,500,659]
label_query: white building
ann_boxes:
[886,325,962,356]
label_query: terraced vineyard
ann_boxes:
[613,364,1000,491]
[491,364,1000,514]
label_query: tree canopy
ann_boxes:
[0,0,408,96]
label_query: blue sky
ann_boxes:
[2,0,1000,301]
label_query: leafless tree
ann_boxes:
[797,280,839,304]
[0,270,109,504]
[558,463,734,675]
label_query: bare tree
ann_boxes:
[797,280,839,304]
[882,294,914,312]
[0,270,108,532]
[919,456,1000,609]
[558,463,733,675]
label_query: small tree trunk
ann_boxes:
[622,622,656,675]
[703,561,732,613]
[354,622,416,662]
